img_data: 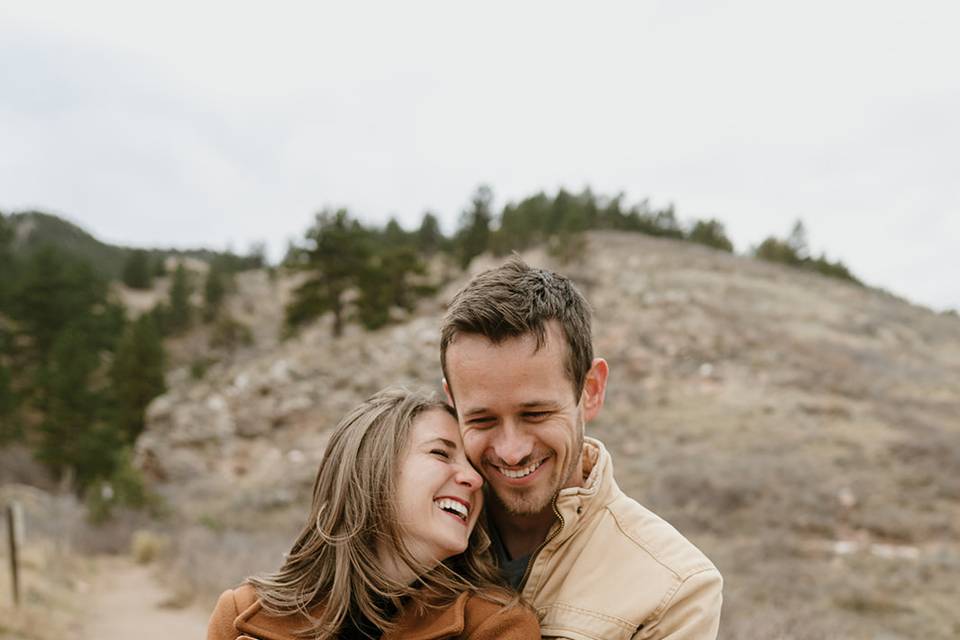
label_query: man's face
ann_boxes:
[444,322,589,517]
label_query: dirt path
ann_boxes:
[81,555,210,640]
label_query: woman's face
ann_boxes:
[395,409,484,567]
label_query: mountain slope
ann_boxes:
[6,211,244,280]
[136,231,960,639]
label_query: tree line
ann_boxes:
[0,212,259,514]
[284,186,860,337]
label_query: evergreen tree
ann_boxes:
[203,261,227,323]
[10,246,107,357]
[383,217,409,248]
[167,262,193,333]
[455,185,493,269]
[153,255,168,277]
[285,209,370,337]
[0,213,15,309]
[787,219,810,260]
[688,219,734,252]
[754,236,802,266]
[121,249,152,289]
[0,363,20,443]
[491,192,550,254]
[599,193,628,229]
[33,324,120,489]
[0,215,17,440]
[356,246,428,330]
[416,212,445,256]
[652,205,684,239]
[110,313,165,444]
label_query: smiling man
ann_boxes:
[441,257,722,640]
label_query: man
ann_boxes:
[441,257,722,640]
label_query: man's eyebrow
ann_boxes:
[519,400,559,409]
[463,401,558,417]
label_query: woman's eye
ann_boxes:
[430,448,450,459]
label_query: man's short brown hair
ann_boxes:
[440,256,594,399]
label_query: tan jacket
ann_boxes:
[520,438,722,640]
[207,583,540,640]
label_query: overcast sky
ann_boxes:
[1,1,958,311]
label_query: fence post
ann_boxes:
[6,502,19,607]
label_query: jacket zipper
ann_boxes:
[518,495,565,592]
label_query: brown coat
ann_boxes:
[207,584,540,640]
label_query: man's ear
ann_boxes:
[581,358,609,423]
[442,377,454,406]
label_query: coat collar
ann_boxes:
[235,591,472,640]
[552,437,618,541]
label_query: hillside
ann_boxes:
[6,210,252,280]
[135,231,960,640]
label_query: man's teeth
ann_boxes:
[434,498,468,520]
[498,460,543,479]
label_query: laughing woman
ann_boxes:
[207,388,539,640]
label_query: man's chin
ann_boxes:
[494,486,554,517]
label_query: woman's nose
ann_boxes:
[456,461,483,490]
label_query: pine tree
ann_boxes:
[122,249,152,289]
[491,192,550,255]
[0,213,15,310]
[356,246,428,330]
[0,363,20,443]
[455,185,493,269]
[33,325,120,489]
[11,246,107,357]
[167,262,193,333]
[153,255,167,277]
[285,209,370,337]
[110,313,165,444]
[416,212,444,256]
[787,220,810,260]
[203,261,227,323]
[688,219,734,252]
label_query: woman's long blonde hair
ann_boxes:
[247,388,513,638]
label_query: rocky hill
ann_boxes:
[136,231,960,640]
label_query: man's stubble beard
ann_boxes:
[494,415,585,517]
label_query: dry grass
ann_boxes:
[130,530,170,565]
[0,539,90,640]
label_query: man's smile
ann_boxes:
[490,456,549,481]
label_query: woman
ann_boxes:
[207,388,539,640]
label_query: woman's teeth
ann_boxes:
[498,459,543,479]
[434,498,468,520]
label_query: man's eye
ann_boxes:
[467,417,495,427]
[430,448,450,459]
[524,411,550,420]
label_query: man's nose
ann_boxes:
[493,422,534,466]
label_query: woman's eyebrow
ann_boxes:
[424,437,458,448]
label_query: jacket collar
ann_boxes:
[235,591,472,640]
[552,437,618,541]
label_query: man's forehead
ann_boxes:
[446,321,568,358]
[445,328,574,403]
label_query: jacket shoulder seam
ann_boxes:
[606,501,715,582]
[647,566,721,624]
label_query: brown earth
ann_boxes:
[79,555,209,640]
